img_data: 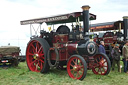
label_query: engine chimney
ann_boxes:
[123,16,128,40]
[81,5,90,35]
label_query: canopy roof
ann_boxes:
[90,21,123,32]
[20,12,96,25]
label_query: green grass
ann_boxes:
[0,62,128,85]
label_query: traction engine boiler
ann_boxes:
[20,5,111,80]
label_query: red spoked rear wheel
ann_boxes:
[92,53,111,75]
[67,55,87,80]
[26,38,50,73]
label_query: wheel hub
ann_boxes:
[99,60,104,67]
[73,65,80,71]
[33,54,39,60]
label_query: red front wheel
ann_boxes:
[26,38,50,73]
[92,53,111,75]
[67,55,87,80]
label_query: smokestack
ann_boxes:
[81,5,90,35]
[123,16,128,40]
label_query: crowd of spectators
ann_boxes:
[98,40,128,73]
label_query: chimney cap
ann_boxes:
[81,5,90,10]
[123,16,128,19]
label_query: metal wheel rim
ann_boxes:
[92,54,108,75]
[26,40,44,72]
[67,56,84,80]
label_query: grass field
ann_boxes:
[0,62,128,85]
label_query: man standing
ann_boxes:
[111,44,121,72]
[99,41,106,54]
[122,41,128,73]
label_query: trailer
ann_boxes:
[0,46,20,67]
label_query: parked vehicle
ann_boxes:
[0,46,20,67]
[20,5,111,80]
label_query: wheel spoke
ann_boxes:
[78,60,82,66]
[31,44,36,53]
[36,45,37,53]
[79,65,84,68]
[36,42,39,53]
[70,69,75,73]
[39,59,44,63]
[75,59,78,65]
[102,67,106,72]
[39,47,43,54]
[38,46,42,54]
[100,58,105,64]
[98,57,101,62]
[100,68,102,74]
[38,60,41,67]
[41,61,43,69]
[80,68,83,73]
[70,63,74,68]
[72,60,76,65]
[93,63,99,67]
[102,60,107,64]
[78,71,81,77]
[70,69,74,71]
[100,57,103,61]
[37,42,40,51]
[35,63,39,71]
[97,67,102,74]
[28,52,34,56]
[98,68,100,73]
[103,65,107,67]
[39,60,43,69]
[30,60,37,66]
[39,56,44,59]
[39,54,44,58]
[75,71,79,79]
[95,58,99,63]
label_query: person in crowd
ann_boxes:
[122,41,128,73]
[111,44,121,72]
[99,41,106,54]
[95,35,100,46]
[108,44,113,65]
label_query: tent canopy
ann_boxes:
[90,21,123,32]
[20,12,96,25]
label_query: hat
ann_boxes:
[115,44,119,47]
[125,40,128,43]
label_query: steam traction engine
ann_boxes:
[20,5,111,80]
[91,18,128,57]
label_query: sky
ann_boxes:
[0,0,128,55]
